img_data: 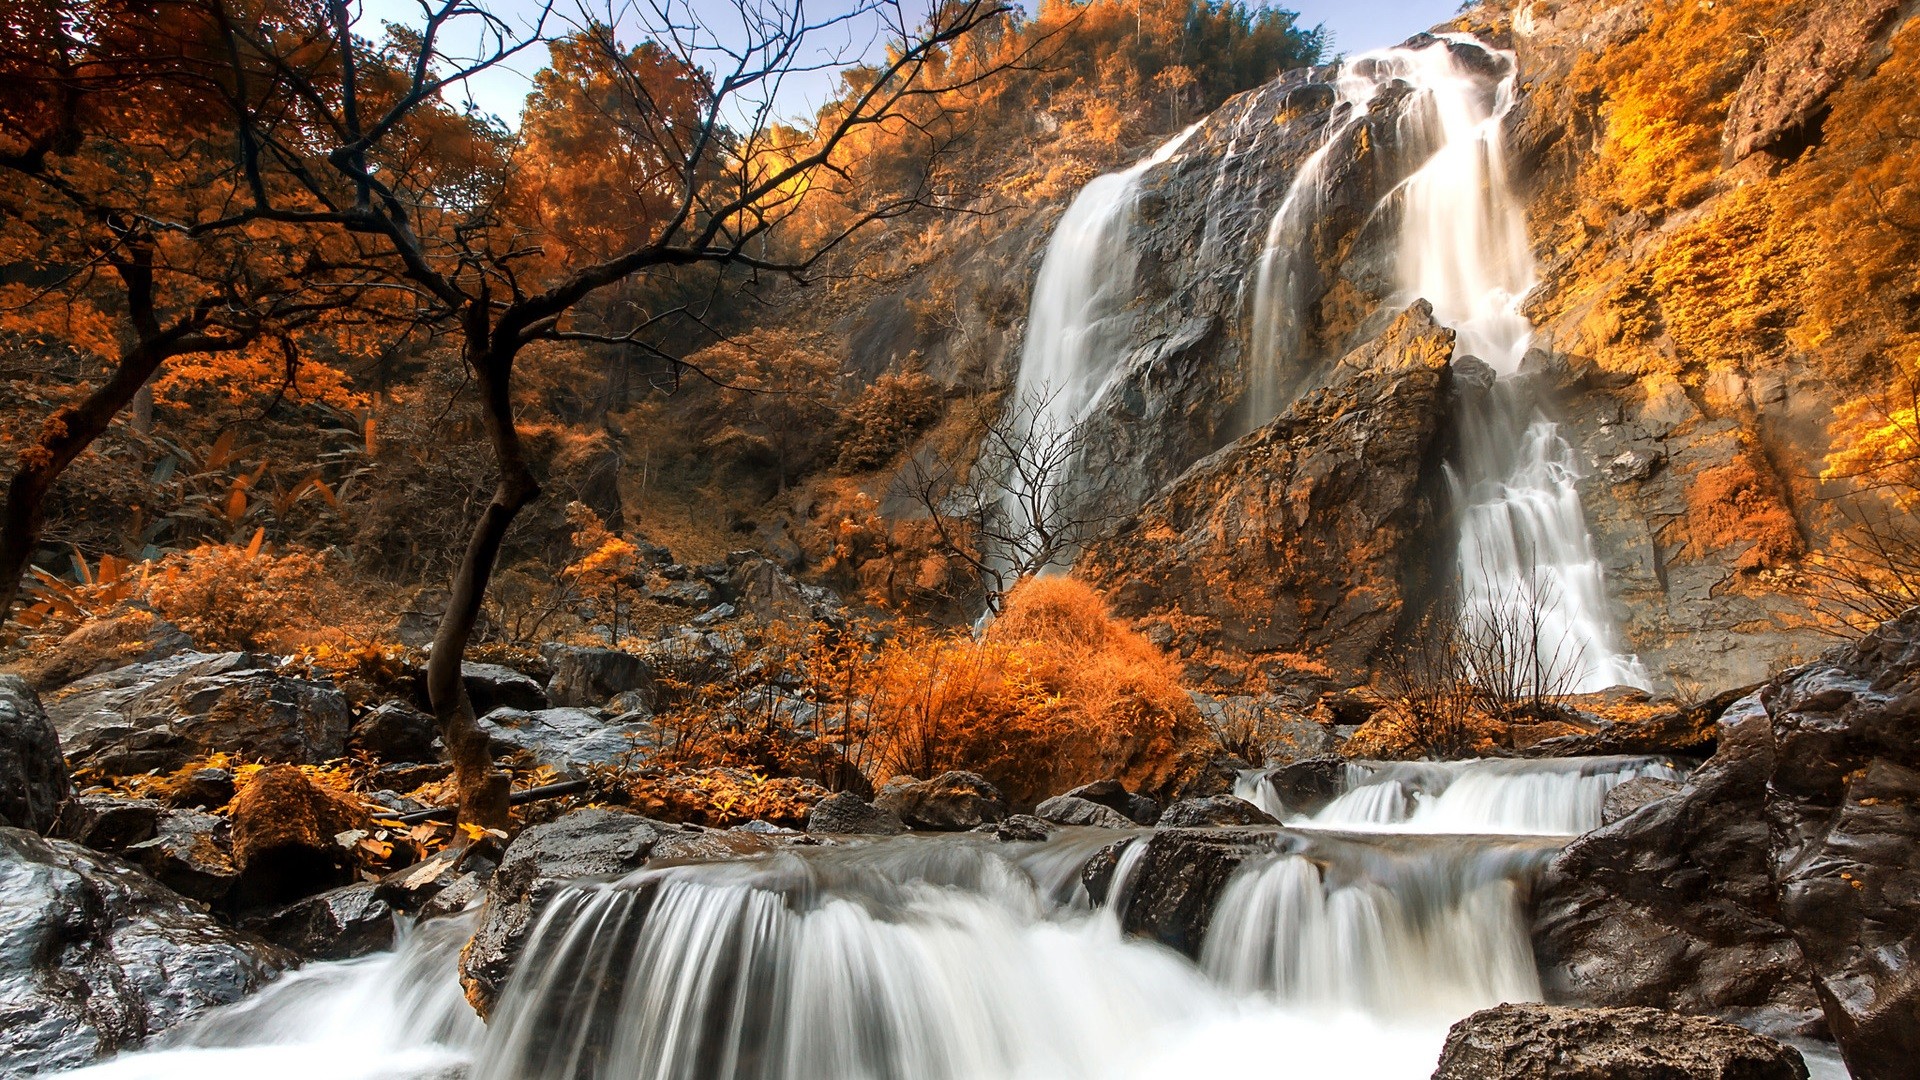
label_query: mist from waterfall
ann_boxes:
[1244,37,1648,691]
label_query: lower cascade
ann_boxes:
[51,755,1810,1080]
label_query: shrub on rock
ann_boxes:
[229,765,367,909]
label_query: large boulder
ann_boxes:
[1091,828,1282,957]
[456,661,550,715]
[1034,795,1135,829]
[1431,1004,1808,1080]
[1056,778,1160,825]
[1157,795,1280,829]
[42,651,351,775]
[122,807,238,906]
[350,700,439,762]
[872,771,1006,831]
[476,706,657,773]
[0,827,289,1074]
[543,645,656,711]
[805,791,906,835]
[1531,713,1824,1034]
[460,809,666,1017]
[0,676,69,833]
[229,765,367,909]
[1261,756,1348,817]
[1080,303,1455,681]
[1760,613,1920,1080]
[725,554,844,623]
[56,794,163,853]
[239,881,394,961]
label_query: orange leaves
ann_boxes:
[1686,444,1804,572]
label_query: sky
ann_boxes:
[351,0,1464,129]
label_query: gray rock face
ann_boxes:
[976,814,1057,842]
[350,700,439,762]
[56,794,163,852]
[43,651,351,775]
[725,554,844,623]
[0,828,288,1075]
[1600,775,1682,825]
[458,662,549,715]
[122,807,238,906]
[1532,713,1823,1034]
[461,809,666,1016]
[1261,756,1347,817]
[1034,795,1135,830]
[873,771,1006,831]
[240,882,395,961]
[1091,828,1281,957]
[0,676,69,833]
[1157,795,1280,829]
[1722,0,1902,163]
[1760,613,1920,1080]
[544,645,657,711]
[1058,778,1161,825]
[805,791,906,835]
[1431,1004,1808,1080]
[477,706,655,773]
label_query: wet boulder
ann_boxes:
[165,766,235,810]
[0,675,69,833]
[1600,776,1682,825]
[975,814,1057,842]
[1098,828,1283,957]
[351,700,440,762]
[1531,714,1824,1034]
[476,706,656,773]
[1431,1004,1808,1079]
[43,652,351,776]
[1760,612,1920,1080]
[56,794,163,853]
[1034,795,1135,830]
[725,554,845,623]
[1057,778,1160,825]
[873,771,1006,831]
[240,881,394,961]
[457,662,549,715]
[461,809,667,1017]
[229,765,367,909]
[122,807,238,906]
[1157,795,1280,829]
[806,791,906,835]
[1261,755,1347,817]
[0,827,289,1074]
[543,645,657,712]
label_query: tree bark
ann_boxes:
[426,310,540,832]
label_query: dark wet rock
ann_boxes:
[1532,714,1824,1034]
[122,808,237,906]
[240,881,394,961]
[1521,685,1753,759]
[1034,795,1135,829]
[1104,828,1283,957]
[165,767,235,810]
[229,765,367,910]
[1723,0,1902,164]
[0,827,289,1074]
[0,675,69,833]
[43,652,351,776]
[975,814,1057,842]
[457,662,549,715]
[56,795,163,853]
[1174,755,1253,800]
[376,845,481,912]
[1760,613,1920,1080]
[351,700,439,762]
[544,645,656,712]
[805,791,906,835]
[1058,778,1160,825]
[1261,756,1347,817]
[461,809,667,1017]
[1082,303,1455,679]
[1157,795,1280,829]
[1600,776,1683,825]
[1432,1004,1808,1079]
[873,771,1006,831]
[476,706,655,773]
[417,871,488,922]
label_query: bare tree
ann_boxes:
[895,386,1120,612]
[1457,567,1589,719]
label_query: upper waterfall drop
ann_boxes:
[1245,36,1647,692]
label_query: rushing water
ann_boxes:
[1241,37,1647,691]
[58,756,1795,1080]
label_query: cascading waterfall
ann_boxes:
[62,756,1854,1080]
[1242,38,1648,691]
[995,124,1197,571]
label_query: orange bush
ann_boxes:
[144,543,370,653]
[1686,446,1804,571]
[866,576,1204,804]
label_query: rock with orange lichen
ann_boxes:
[229,765,368,909]
[1081,303,1456,685]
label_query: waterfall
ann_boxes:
[994,124,1198,574]
[1242,37,1648,691]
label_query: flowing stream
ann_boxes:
[57,755,1810,1080]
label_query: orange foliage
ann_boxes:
[142,543,370,653]
[1686,445,1803,571]
[866,576,1203,804]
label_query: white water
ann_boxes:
[57,755,1846,1080]
[1242,38,1647,691]
[994,124,1198,573]
[1236,755,1685,835]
